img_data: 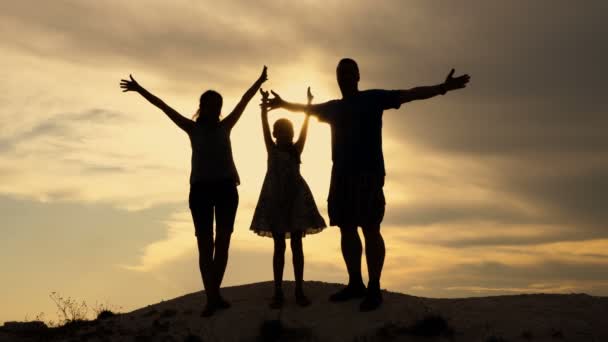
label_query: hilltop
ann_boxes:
[2,281,607,341]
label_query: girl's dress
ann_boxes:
[251,145,326,238]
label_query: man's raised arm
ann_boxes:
[398,69,470,104]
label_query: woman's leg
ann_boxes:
[213,182,239,307]
[291,231,311,306]
[213,230,231,293]
[190,185,218,316]
[196,232,215,299]
[271,232,286,308]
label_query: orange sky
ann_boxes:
[1,0,607,324]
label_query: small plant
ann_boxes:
[92,300,121,320]
[96,310,116,320]
[26,292,122,328]
[49,292,89,325]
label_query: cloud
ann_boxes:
[122,211,195,272]
[495,164,608,227]
[0,108,126,153]
[384,200,542,227]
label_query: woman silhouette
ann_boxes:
[120,66,267,317]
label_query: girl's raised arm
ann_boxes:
[120,75,194,134]
[295,87,313,154]
[260,89,274,152]
[223,66,268,130]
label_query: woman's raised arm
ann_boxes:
[222,66,268,130]
[120,75,194,134]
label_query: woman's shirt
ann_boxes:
[189,122,240,185]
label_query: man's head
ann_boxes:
[336,58,360,96]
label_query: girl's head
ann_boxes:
[272,118,294,144]
[194,90,223,124]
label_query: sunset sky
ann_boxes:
[1,0,607,323]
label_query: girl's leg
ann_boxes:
[290,231,304,291]
[291,231,311,307]
[271,232,286,308]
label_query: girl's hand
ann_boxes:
[259,88,270,111]
[120,74,142,92]
[260,88,269,100]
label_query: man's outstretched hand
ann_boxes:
[267,90,285,110]
[120,74,142,93]
[443,69,470,92]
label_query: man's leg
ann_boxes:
[329,225,367,302]
[360,224,385,311]
[341,225,364,286]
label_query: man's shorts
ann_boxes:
[327,166,385,228]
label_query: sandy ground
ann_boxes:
[2,281,607,341]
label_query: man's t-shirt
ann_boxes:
[314,89,401,175]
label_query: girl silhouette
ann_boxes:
[251,87,326,308]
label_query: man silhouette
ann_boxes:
[268,58,469,311]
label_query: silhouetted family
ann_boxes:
[120,58,470,317]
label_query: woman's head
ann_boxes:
[272,118,294,144]
[194,90,223,123]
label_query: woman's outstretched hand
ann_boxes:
[257,66,268,84]
[120,75,142,93]
[443,69,470,92]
